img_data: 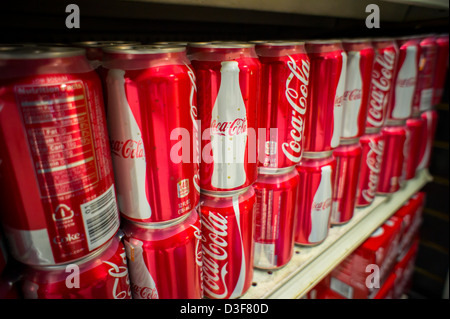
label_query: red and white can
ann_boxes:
[387,36,421,121]
[0,47,120,266]
[432,34,449,106]
[331,139,362,225]
[121,209,203,299]
[102,45,200,223]
[413,35,438,113]
[417,109,438,171]
[253,166,299,269]
[199,186,256,299]
[188,42,260,192]
[377,125,407,194]
[341,39,375,139]
[304,40,347,152]
[294,153,336,245]
[404,116,426,180]
[356,131,385,207]
[366,38,399,131]
[21,232,131,299]
[253,41,310,168]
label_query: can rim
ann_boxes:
[385,119,407,126]
[302,150,334,159]
[188,41,254,49]
[200,186,251,198]
[371,37,397,42]
[0,46,85,59]
[306,39,342,44]
[103,44,186,54]
[251,40,306,46]
[128,209,194,229]
[339,138,360,145]
[365,127,382,134]
[72,41,141,48]
[341,38,372,43]
[258,166,296,175]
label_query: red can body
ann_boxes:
[121,209,203,299]
[102,45,200,223]
[253,167,299,269]
[417,109,438,171]
[21,233,131,299]
[366,39,399,131]
[189,42,260,192]
[294,153,336,245]
[254,41,310,168]
[377,126,407,194]
[199,186,256,299]
[356,132,385,207]
[331,140,362,224]
[304,40,347,152]
[404,117,426,180]
[0,47,119,266]
[432,34,449,106]
[413,35,438,113]
[388,37,421,121]
[341,39,375,139]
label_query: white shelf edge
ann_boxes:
[241,169,432,299]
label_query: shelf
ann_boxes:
[241,169,432,299]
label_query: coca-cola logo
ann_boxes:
[344,89,362,101]
[282,55,310,163]
[103,255,131,299]
[367,50,396,127]
[131,284,158,299]
[312,198,332,211]
[361,139,384,203]
[210,118,247,136]
[111,139,145,159]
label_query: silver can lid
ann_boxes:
[0,46,85,59]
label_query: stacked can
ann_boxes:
[0,46,130,298]
[188,42,260,299]
[251,41,308,269]
[294,39,346,245]
[101,44,202,299]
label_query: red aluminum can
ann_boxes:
[432,34,449,106]
[0,47,119,266]
[331,139,362,224]
[387,37,421,121]
[102,45,200,223]
[356,132,385,207]
[377,125,407,194]
[199,186,256,299]
[413,35,438,113]
[294,152,336,245]
[254,41,310,168]
[21,232,131,299]
[341,39,375,139]
[404,116,426,180]
[417,109,438,171]
[253,166,299,269]
[304,40,347,152]
[188,42,260,192]
[366,38,399,131]
[121,209,203,299]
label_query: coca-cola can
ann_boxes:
[72,40,141,63]
[188,42,260,192]
[387,36,421,121]
[0,47,120,265]
[413,35,438,113]
[417,109,438,171]
[331,139,362,225]
[356,132,385,207]
[21,232,131,299]
[366,38,399,132]
[304,40,347,152]
[199,186,256,299]
[253,166,299,269]
[377,125,407,194]
[404,116,426,180]
[122,209,203,299]
[294,152,336,245]
[102,45,200,223]
[432,34,449,106]
[253,41,310,168]
[341,39,375,139]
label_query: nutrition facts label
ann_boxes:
[15,81,98,198]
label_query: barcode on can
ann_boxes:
[330,277,354,299]
[81,185,119,251]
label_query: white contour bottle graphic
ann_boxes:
[309,165,332,243]
[124,238,159,299]
[331,51,347,147]
[106,69,151,220]
[211,61,247,189]
[342,51,362,138]
[393,45,418,118]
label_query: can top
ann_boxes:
[188,41,255,49]
[385,119,407,126]
[72,40,141,48]
[0,46,85,59]
[258,166,296,175]
[371,37,397,42]
[250,40,306,46]
[126,209,194,230]
[103,44,186,54]
[306,39,342,44]
[302,150,333,159]
[339,138,360,145]
[153,41,188,46]
[341,38,372,43]
[200,186,252,198]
